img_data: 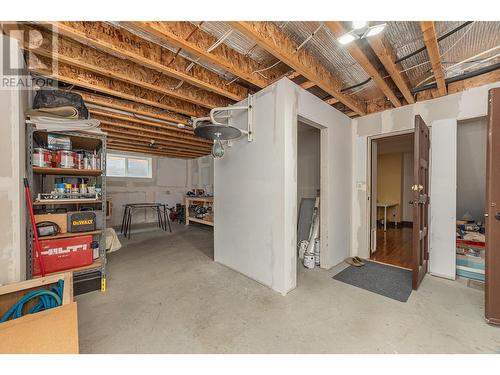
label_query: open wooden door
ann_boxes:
[412,115,430,289]
[485,88,500,325]
[370,139,378,254]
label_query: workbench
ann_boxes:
[185,196,214,227]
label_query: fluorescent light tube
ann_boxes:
[338,32,358,45]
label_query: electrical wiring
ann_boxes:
[0,279,64,323]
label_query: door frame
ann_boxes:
[296,115,329,270]
[365,129,415,261]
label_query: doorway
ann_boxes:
[369,133,414,270]
[297,120,321,270]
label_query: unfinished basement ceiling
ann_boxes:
[10,20,499,158]
[385,21,500,88]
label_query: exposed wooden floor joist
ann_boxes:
[229,21,366,116]
[46,22,249,101]
[420,21,447,97]
[126,22,286,88]
[324,22,401,108]
[29,55,208,118]
[76,91,191,125]
[14,24,232,111]
[367,33,415,104]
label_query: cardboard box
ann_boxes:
[35,213,67,234]
[0,273,78,354]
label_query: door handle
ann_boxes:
[496,212,500,220]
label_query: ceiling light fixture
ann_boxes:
[211,132,225,158]
[192,95,254,159]
[337,22,387,45]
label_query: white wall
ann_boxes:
[351,81,500,276]
[456,117,487,222]
[107,152,212,227]
[214,78,351,295]
[0,36,28,285]
[429,119,457,279]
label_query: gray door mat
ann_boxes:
[332,261,413,302]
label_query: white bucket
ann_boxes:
[314,238,320,266]
[303,254,315,269]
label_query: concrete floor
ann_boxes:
[76,224,500,353]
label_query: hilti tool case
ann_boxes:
[33,235,93,276]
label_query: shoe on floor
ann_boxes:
[345,257,364,267]
[354,256,365,265]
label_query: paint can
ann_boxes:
[75,151,85,169]
[33,148,51,167]
[87,153,99,169]
[314,238,320,266]
[56,150,75,168]
[303,254,315,269]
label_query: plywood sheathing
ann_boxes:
[47,22,248,101]
[230,21,366,115]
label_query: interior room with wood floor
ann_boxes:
[370,133,414,270]
[1,16,500,358]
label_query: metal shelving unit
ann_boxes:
[26,123,107,294]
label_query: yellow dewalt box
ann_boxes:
[67,211,96,233]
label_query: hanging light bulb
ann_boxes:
[211,132,224,158]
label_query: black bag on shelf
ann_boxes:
[32,89,89,119]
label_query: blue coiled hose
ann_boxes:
[0,279,64,323]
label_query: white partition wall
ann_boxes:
[214,78,351,295]
[429,119,457,279]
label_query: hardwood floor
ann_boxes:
[370,226,413,269]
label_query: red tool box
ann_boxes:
[32,235,93,276]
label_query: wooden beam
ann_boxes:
[420,21,447,97]
[11,24,231,110]
[104,129,209,154]
[89,108,209,141]
[103,128,210,154]
[367,33,415,104]
[107,138,205,157]
[106,131,205,153]
[126,22,285,88]
[287,71,301,79]
[108,143,201,159]
[95,116,211,149]
[300,81,316,90]
[415,67,500,101]
[229,21,366,115]
[45,22,248,101]
[324,22,401,108]
[76,91,190,125]
[324,97,339,105]
[29,55,207,118]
